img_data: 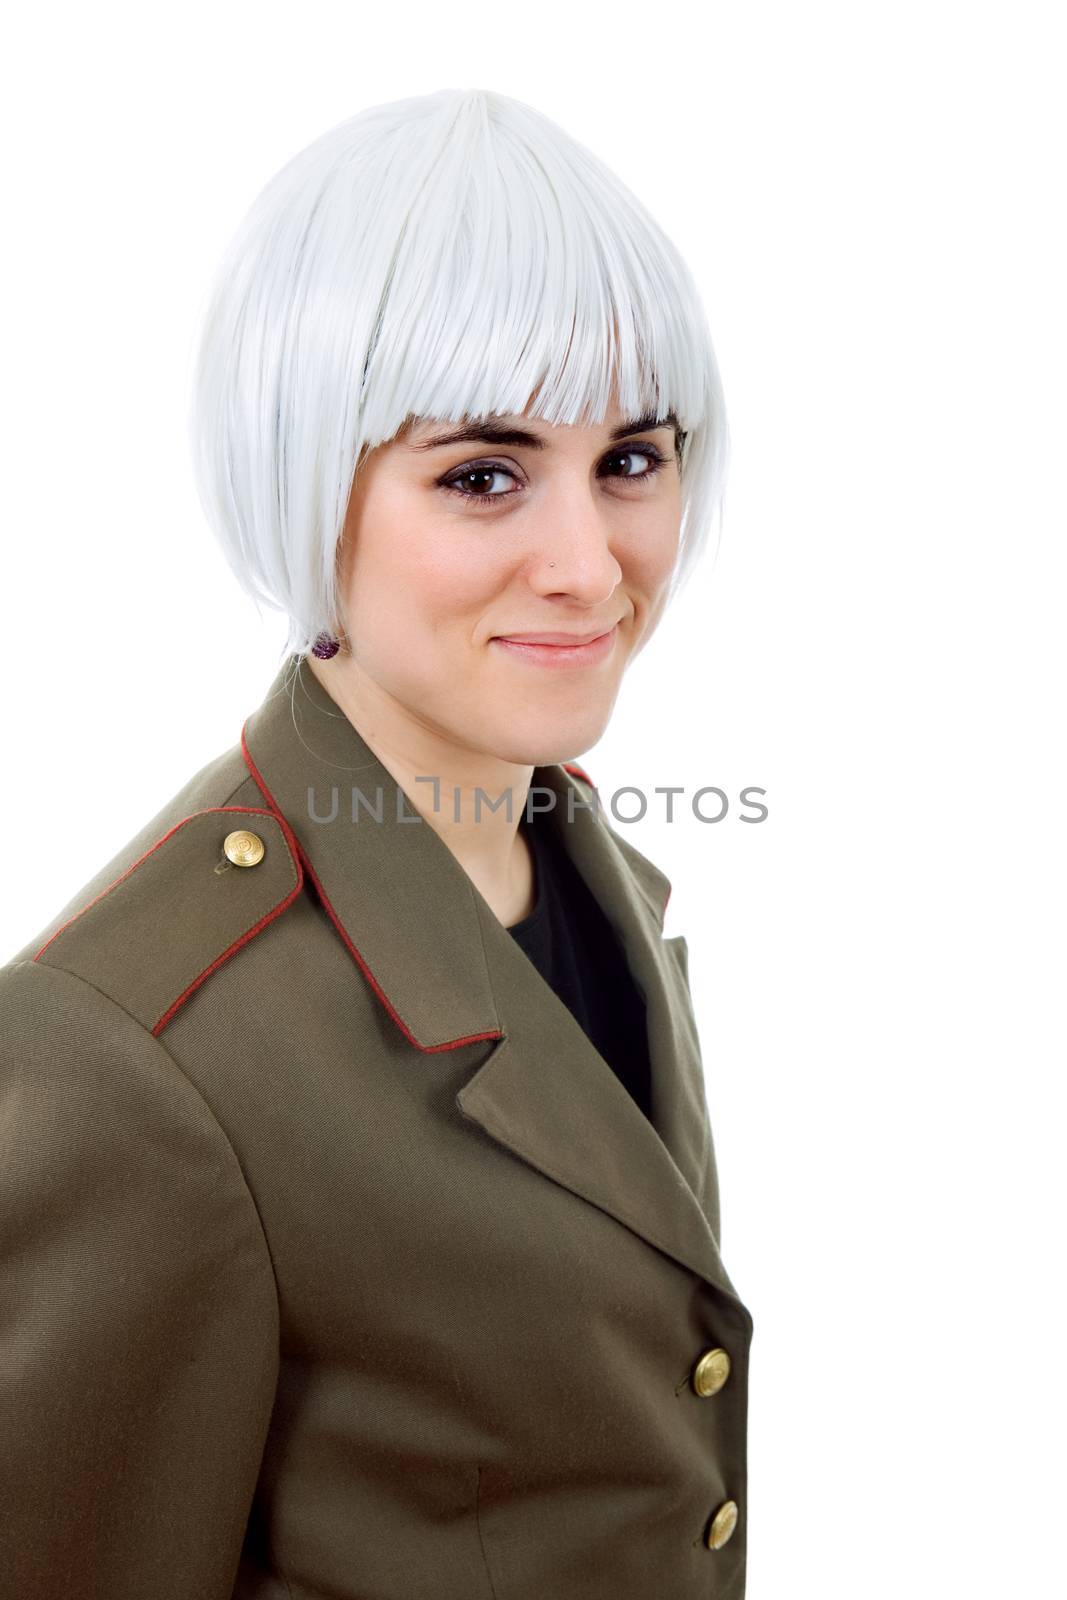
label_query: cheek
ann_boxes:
[345,492,504,642]
[619,507,682,590]
[409,535,502,613]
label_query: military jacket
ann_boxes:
[0,652,754,1599]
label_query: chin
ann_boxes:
[486,704,613,770]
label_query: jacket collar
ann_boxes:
[240,653,671,1052]
[241,654,506,1052]
[241,654,749,1316]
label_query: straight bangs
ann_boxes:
[187,88,729,658]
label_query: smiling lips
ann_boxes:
[502,628,611,645]
[490,624,619,668]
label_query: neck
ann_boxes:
[305,653,538,924]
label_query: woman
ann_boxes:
[0,88,753,1599]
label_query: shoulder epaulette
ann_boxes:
[33,804,303,1037]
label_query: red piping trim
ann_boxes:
[563,761,595,789]
[239,718,502,1055]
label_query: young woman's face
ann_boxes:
[334,396,683,766]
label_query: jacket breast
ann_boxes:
[158,893,752,1599]
[1,735,751,1600]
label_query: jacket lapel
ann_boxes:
[241,655,746,1311]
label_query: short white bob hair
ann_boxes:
[187,87,730,659]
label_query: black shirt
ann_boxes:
[507,811,654,1124]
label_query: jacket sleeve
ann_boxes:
[0,959,279,1600]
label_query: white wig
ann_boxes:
[187,87,730,658]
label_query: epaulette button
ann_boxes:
[223,829,266,867]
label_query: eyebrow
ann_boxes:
[408,409,683,454]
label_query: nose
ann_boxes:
[526,480,624,604]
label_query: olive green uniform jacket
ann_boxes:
[0,654,754,1600]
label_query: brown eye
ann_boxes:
[438,443,670,507]
[440,464,520,504]
[600,446,668,481]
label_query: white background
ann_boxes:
[2,3,1063,1593]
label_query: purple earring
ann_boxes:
[311,631,340,660]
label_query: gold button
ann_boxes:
[223,829,265,867]
[706,1499,739,1550]
[692,1346,731,1397]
